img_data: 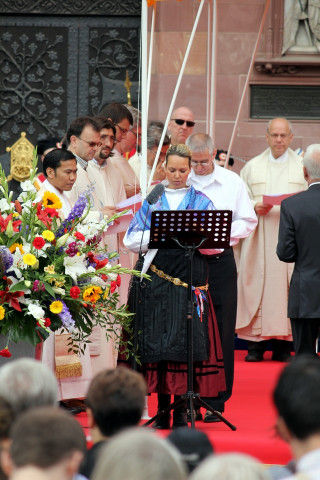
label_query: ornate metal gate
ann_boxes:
[0,1,141,154]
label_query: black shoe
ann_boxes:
[152,413,171,430]
[172,408,188,429]
[245,352,264,362]
[187,409,203,422]
[203,410,222,423]
[272,352,292,362]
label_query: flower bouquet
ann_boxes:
[0,152,144,358]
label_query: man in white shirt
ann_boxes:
[38,148,77,217]
[37,149,92,405]
[186,133,257,422]
[272,355,320,480]
[236,118,306,363]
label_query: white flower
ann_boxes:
[0,198,11,212]
[27,303,45,320]
[105,263,118,281]
[52,287,66,295]
[63,254,88,283]
[20,180,37,193]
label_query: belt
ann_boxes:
[150,264,208,321]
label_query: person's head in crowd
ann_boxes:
[302,143,320,185]
[0,398,14,480]
[37,137,61,162]
[92,429,187,480]
[273,355,320,460]
[189,453,270,480]
[119,105,142,155]
[94,118,117,164]
[165,144,192,190]
[66,116,101,162]
[43,148,77,193]
[168,106,195,145]
[266,118,293,159]
[167,428,214,473]
[0,358,58,417]
[1,407,86,480]
[99,102,133,143]
[186,133,216,177]
[85,367,147,440]
[147,122,170,169]
[215,149,234,170]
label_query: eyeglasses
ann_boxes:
[191,160,210,166]
[172,119,195,128]
[76,136,102,148]
[268,133,291,139]
[115,123,129,135]
[100,134,117,145]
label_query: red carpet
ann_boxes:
[77,350,292,466]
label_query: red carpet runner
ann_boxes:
[77,350,292,466]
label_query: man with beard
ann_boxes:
[86,119,127,373]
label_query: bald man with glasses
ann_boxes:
[236,118,307,364]
[168,106,195,145]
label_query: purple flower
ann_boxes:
[58,301,75,332]
[55,190,90,238]
[0,247,13,275]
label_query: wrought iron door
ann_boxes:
[0,1,141,154]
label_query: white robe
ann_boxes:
[87,159,132,374]
[236,148,307,341]
[37,179,92,400]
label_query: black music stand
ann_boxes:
[143,210,236,431]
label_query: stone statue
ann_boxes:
[282,0,320,54]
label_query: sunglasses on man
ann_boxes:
[172,119,195,128]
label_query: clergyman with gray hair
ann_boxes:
[277,144,320,356]
[186,133,257,423]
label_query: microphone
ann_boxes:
[146,183,165,205]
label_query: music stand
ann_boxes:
[143,210,236,431]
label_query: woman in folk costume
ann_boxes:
[120,144,225,429]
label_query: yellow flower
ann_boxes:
[103,287,110,299]
[49,301,63,314]
[0,306,5,320]
[83,286,103,303]
[42,191,62,210]
[54,278,65,288]
[42,230,55,242]
[44,265,55,274]
[23,253,37,266]
[9,243,24,254]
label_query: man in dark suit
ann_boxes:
[277,143,320,356]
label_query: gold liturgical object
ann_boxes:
[6,132,34,182]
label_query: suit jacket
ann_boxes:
[277,183,320,318]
